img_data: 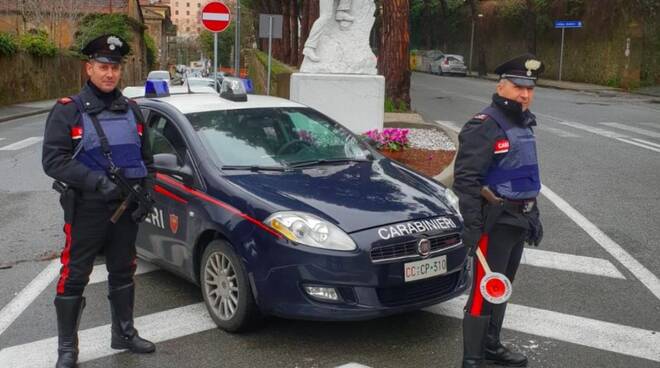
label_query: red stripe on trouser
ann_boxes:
[469,234,489,316]
[56,224,73,295]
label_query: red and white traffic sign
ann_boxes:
[201,1,231,33]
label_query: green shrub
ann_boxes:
[0,32,18,56]
[18,30,57,57]
[144,33,157,69]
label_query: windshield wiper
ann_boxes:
[221,165,288,172]
[287,158,371,169]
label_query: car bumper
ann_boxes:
[250,231,469,321]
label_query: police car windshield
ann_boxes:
[185,107,370,168]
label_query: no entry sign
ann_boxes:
[202,2,231,33]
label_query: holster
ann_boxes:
[53,181,76,224]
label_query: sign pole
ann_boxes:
[559,27,565,81]
[214,32,218,91]
[267,16,273,96]
[234,1,241,77]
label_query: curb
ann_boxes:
[0,108,51,123]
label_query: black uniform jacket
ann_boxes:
[453,94,539,244]
[42,81,155,196]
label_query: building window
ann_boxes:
[197,3,200,7]
[186,10,190,15]
[186,27,190,32]
[187,2,190,7]
[175,10,179,15]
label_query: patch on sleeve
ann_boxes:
[58,97,73,105]
[494,139,510,154]
[473,113,488,121]
[136,122,144,136]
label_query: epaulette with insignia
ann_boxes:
[473,114,488,121]
[58,97,73,105]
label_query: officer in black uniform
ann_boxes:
[42,34,156,368]
[453,54,545,368]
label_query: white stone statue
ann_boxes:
[300,0,377,75]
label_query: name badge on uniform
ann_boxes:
[494,139,510,154]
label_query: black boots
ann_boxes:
[485,304,528,367]
[55,296,86,368]
[108,283,156,354]
[462,313,490,368]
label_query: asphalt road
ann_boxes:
[0,76,659,368]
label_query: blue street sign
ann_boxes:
[554,20,583,28]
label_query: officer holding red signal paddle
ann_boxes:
[453,54,545,368]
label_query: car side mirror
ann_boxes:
[154,153,195,187]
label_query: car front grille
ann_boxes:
[376,272,460,307]
[370,233,461,263]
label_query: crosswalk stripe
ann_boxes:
[0,260,60,337]
[555,121,627,139]
[0,137,43,151]
[599,122,660,139]
[0,303,214,367]
[521,248,625,279]
[425,295,660,363]
[88,259,159,285]
[615,137,660,153]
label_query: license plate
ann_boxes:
[404,256,447,282]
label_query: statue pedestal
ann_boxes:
[290,73,384,134]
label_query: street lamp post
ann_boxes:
[469,13,483,75]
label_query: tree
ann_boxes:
[379,0,411,110]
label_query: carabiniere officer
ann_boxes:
[453,54,545,368]
[42,34,156,368]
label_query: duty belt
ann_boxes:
[503,199,536,214]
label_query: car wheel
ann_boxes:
[200,240,261,332]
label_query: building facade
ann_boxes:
[170,0,235,38]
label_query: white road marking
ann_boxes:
[425,295,660,363]
[0,138,5,141]
[0,260,60,337]
[600,122,660,139]
[0,259,158,338]
[632,138,660,149]
[0,303,214,367]
[521,248,625,279]
[554,121,627,139]
[335,364,373,368]
[541,185,660,301]
[88,259,159,285]
[0,137,43,151]
[536,125,581,138]
[640,122,660,130]
[615,138,660,153]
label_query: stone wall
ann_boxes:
[0,53,83,106]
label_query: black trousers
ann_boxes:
[57,198,138,296]
[464,223,526,334]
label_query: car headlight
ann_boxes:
[444,188,463,220]
[264,212,357,251]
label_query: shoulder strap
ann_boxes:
[482,106,513,131]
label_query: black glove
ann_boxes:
[131,192,154,223]
[526,215,543,246]
[96,176,121,202]
[462,229,482,256]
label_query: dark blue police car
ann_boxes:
[129,79,469,332]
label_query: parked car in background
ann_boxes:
[430,54,468,76]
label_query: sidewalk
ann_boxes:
[0,99,56,123]
[466,71,622,95]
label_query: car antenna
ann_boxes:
[185,70,192,94]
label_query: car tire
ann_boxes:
[200,240,262,332]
